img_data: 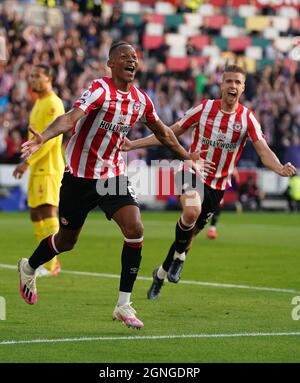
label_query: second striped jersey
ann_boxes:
[178,99,264,190]
[66,77,158,179]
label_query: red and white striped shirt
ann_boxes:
[178,99,265,190]
[65,77,158,179]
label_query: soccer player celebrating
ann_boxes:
[13,65,64,277]
[17,42,212,329]
[123,64,296,300]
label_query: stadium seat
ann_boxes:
[165,33,187,48]
[274,37,293,54]
[204,15,227,30]
[279,6,298,19]
[251,36,270,49]
[155,1,176,15]
[190,56,208,67]
[206,0,225,6]
[232,15,245,28]
[212,36,228,50]
[122,1,141,14]
[245,46,263,61]
[271,16,290,33]
[178,24,199,37]
[237,57,256,73]
[169,44,186,57]
[184,13,203,28]
[221,25,241,38]
[121,13,142,26]
[232,0,249,7]
[143,35,165,49]
[165,14,184,29]
[263,27,279,40]
[202,45,221,58]
[166,57,190,71]
[238,5,257,17]
[246,16,269,32]
[147,13,165,24]
[197,4,214,16]
[47,8,64,28]
[291,18,300,30]
[228,36,251,52]
[145,22,164,36]
[190,35,211,50]
[257,58,274,72]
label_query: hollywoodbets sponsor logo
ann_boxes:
[201,137,237,152]
[99,120,131,135]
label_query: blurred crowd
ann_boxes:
[0,0,300,169]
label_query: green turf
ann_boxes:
[0,211,300,362]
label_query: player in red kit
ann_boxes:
[17,42,213,329]
[123,64,296,300]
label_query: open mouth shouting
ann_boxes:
[124,65,136,79]
[227,90,237,101]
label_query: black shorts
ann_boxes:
[58,172,139,230]
[175,170,224,230]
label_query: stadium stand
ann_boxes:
[0,0,299,210]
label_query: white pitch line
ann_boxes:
[1,263,299,294]
[1,332,300,346]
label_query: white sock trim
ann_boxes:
[117,292,131,307]
[124,237,144,243]
[174,251,186,261]
[157,266,167,280]
[178,217,195,231]
[51,234,60,254]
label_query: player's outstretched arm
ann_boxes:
[122,122,184,152]
[253,139,296,177]
[21,108,85,160]
[145,119,215,176]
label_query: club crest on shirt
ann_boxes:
[133,102,141,112]
[233,122,242,132]
[117,112,127,125]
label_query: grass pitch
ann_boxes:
[0,211,300,362]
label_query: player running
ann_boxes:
[123,64,296,300]
[17,42,213,329]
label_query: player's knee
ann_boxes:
[183,206,201,225]
[123,220,144,239]
[55,237,77,252]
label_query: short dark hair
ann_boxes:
[223,64,245,77]
[34,64,54,80]
[109,41,132,57]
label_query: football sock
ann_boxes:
[175,217,195,254]
[41,217,60,272]
[162,242,176,272]
[157,266,167,280]
[28,235,59,270]
[23,260,35,275]
[174,250,186,261]
[119,237,143,293]
[32,220,45,243]
[162,218,195,271]
[117,292,131,307]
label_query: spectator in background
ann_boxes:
[238,176,265,211]
[0,0,300,169]
[285,174,300,212]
